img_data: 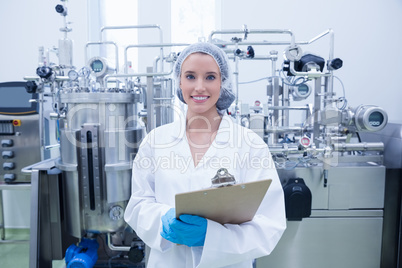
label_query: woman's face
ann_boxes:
[180,53,221,116]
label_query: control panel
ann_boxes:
[0,82,41,183]
[0,117,41,183]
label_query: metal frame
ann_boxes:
[28,159,77,268]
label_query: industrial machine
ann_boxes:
[25,2,391,267]
[206,27,388,268]
[26,2,183,267]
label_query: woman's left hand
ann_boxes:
[161,208,207,247]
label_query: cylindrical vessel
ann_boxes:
[58,38,73,67]
[56,92,144,238]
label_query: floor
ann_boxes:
[0,229,30,268]
[0,229,146,268]
[0,229,65,268]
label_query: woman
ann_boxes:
[124,42,286,267]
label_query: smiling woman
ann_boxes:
[182,58,220,164]
[124,42,286,268]
[174,43,235,113]
[180,53,221,118]
[173,43,236,167]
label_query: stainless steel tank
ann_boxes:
[55,92,144,238]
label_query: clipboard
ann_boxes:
[175,179,272,225]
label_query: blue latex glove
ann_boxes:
[161,208,182,244]
[160,208,207,247]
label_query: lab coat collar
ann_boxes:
[170,113,234,146]
[214,114,233,145]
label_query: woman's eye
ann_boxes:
[206,75,216,80]
[186,74,195,80]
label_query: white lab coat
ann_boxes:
[124,114,286,268]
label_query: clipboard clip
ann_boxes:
[211,168,236,188]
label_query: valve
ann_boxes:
[36,66,53,79]
[55,4,67,16]
[246,46,255,58]
[231,37,242,43]
[294,54,325,72]
[327,58,343,70]
[25,81,38,93]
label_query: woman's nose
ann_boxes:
[194,79,206,91]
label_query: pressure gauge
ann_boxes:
[354,105,388,132]
[284,45,303,61]
[78,67,91,79]
[292,83,311,101]
[68,70,79,81]
[90,58,104,73]
[87,57,112,79]
[299,135,311,148]
[240,116,250,128]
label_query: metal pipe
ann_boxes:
[107,233,130,252]
[100,24,163,43]
[268,146,326,155]
[208,29,294,43]
[23,76,70,82]
[308,29,333,46]
[267,105,310,110]
[272,76,280,143]
[39,92,44,160]
[227,55,282,60]
[265,126,305,134]
[103,70,172,84]
[125,43,189,48]
[313,78,322,147]
[268,141,384,155]
[146,67,155,132]
[320,29,335,110]
[153,56,159,74]
[210,29,335,47]
[23,76,40,81]
[44,144,60,150]
[216,41,309,46]
[268,146,299,154]
[124,43,189,74]
[234,43,240,112]
[282,83,290,127]
[153,97,174,100]
[333,142,384,152]
[100,25,164,73]
[327,29,335,61]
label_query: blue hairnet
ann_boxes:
[173,42,235,111]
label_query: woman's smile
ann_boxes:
[191,95,210,103]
